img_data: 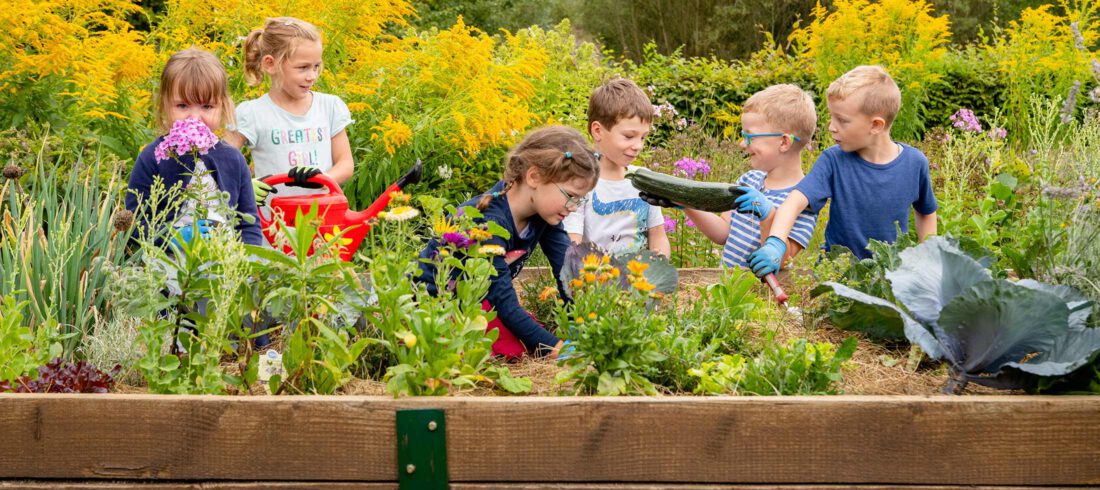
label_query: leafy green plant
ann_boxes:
[0,293,64,387]
[0,139,132,353]
[362,205,531,396]
[690,334,857,395]
[554,254,667,395]
[818,237,1100,393]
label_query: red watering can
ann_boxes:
[259,161,422,261]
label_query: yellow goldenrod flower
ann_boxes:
[627,260,649,276]
[480,244,505,256]
[383,206,420,221]
[371,115,413,155]
[389,190,412,204]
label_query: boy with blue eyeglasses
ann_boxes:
[645,84,819,271]
[747,66,938,278]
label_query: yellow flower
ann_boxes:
[600,255,610,265]
[468,227,493,242]
[584,272,596,283]
[582,253,600,272]
[597,273,611,284]
[389,190,412,205]
[370,115,413,155]
[480,244,505,256]
[610,268,621,278]
[383,206,420,221]
[574,316,584,324]
[632,279,657,292]
[627,260,649,276]
[538,286,557,302]
[439,248,450,257]
[402,332,418,348]
[570,278,584,289]
[323,226,355,249]
[587,312,597,320]
[433,216,458,235]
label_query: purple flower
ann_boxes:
[442,232,472,249]
[663,216,677,232]
[155,118,220,163]
[686,218,695,228]
[949,109,982,133]
[673,157,711,180]
[989,127,1007,140]
[653,102,677,119]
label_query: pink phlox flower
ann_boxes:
[663,216,677,232]
[155,118,220,163]
[673,157,711,180]
[949,109,983,133]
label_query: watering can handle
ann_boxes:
[261,173,343,196]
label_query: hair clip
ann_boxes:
[592,151,601,161]
[284,20,295,26]
[491,191,500,198]
[564,151,572,159]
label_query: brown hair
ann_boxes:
[476,126,600,210]
[742,84,818,148]
[587,78,654,134]
[826,65,902,126]
[155,48,235,134]
[242,17,322,86]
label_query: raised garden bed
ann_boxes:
[2,394,1099,488]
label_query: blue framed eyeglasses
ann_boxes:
[556,183,588,209]
[741,131,801,145]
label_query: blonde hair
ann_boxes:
[587,78,655,134]
[243,17,322,86]
[826,65,902,126]
[477,126,600,211]
[742,84,817,147]
[155,48,235,134]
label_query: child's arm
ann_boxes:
[647,224,670,258]
[562,206,584,245]
[916,210,937,241]
[683,208,732,246]
[326,130,354,184]
[567,233,583,245]
[223,131,247,150]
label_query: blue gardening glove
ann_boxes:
[733,186,774,219]
[287,165,323,189]
[170,220,212,252]
[556,340,577,361]
[747,236,787,278]
[638,191,682,209]
[252,177,276,206]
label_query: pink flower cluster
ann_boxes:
[673,157,710,180]
[663,216,677,232]
[950,109,983,133]
[155,118,219,163]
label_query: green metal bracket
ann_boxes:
[396,408,449,490]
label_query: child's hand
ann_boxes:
[287,165,324,189]
[747,236,787,277]
[252,178,276,206]
[638,192,683,209]
[733,186,773,219]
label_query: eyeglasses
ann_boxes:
[741,131,801,146]
[556,183,588,209]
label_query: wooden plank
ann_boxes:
[0,484,1086,490]
[2,395,1099,486]
[0,483,394,489]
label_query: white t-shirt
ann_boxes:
[232,92,353,198]
[563,166,663,254]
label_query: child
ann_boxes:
[646,84,819,270]
[126,48,262,247]
[226,17,355,206]
[415,126,600,359]
[563,78,670,257]
[748,65,938,277]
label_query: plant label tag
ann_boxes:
[258,349,286,384]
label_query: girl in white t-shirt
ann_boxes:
[226,16,354,205]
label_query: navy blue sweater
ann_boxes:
[126,137,262,246]
[415,181,571,356]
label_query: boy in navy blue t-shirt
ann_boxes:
[747,65,938,276]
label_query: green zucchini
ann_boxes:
[626,168,745,212]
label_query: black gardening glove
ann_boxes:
[638,191,682,209]
[287,165,324,189]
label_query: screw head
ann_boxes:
[427,420,438,431]
[406,464,416,474]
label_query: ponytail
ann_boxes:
[242,29,265,86]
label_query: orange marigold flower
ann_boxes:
[538,286,557,302]
[627,260,649,276]
[584,272,597,283]
[632,279,657,292]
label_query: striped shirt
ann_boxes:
[722,170,818,269]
